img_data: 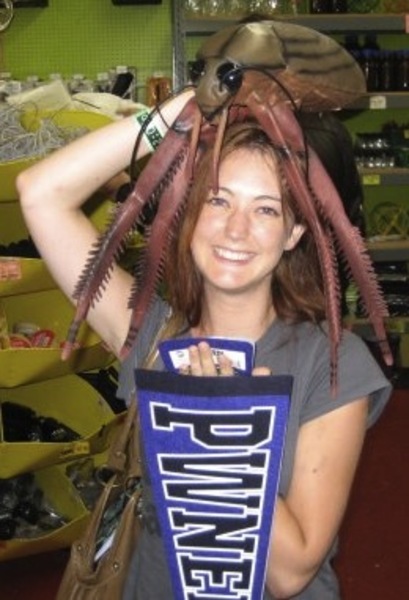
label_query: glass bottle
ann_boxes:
[310,0,331,13]
[184,0,203,16]
[361,49,380,92]
[396,50,409,92]
[344,34,361,55]
[379,50,396,92]
[331,0,347,11]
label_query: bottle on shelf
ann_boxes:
[361,49,381,92]
[331,0,347,12]
[379,50,396,92]
[343,33,362,59]
[362,33,380,53]
[310,0,331,12]
[396,50,409,92]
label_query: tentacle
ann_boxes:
[211,106,229,193]
[62,97,201,359]
[121,118,218,357]
[245,93,342,385]
[120,144,194,357]
[270,100,392,365]
[245,92,392,377]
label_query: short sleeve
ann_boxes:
[300,329,392,428]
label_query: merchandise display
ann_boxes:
[0,100,122,559]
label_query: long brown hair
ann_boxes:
[164,121,326,334]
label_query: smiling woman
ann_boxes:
[17,85,392,599]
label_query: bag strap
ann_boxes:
[103,308,170,477]
[105,398,138,474]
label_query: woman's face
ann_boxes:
[190,149,305,298]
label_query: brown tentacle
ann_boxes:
[211,106,229,193]
[62,97,201,359]
[270,101,392,365]
[121,119,218,357]
[120,145,191,357]
[245,92,392,375]
[245,93,342,384]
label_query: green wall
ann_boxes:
[1,0,173,99]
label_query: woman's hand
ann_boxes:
[179,341,272,377]
[179,341,235,376]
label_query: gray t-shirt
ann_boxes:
[119,297,391,600]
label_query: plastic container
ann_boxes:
[0,464,89,561]
[0,288,114,387]
[0,374,122,477]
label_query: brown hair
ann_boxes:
[164,121,326,335]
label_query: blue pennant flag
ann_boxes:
[135,369,292,600]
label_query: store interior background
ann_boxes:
[3,0,409,238]
[2,0,173,101]
[1,1,408,598]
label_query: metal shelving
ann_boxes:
[183,13,409,36]
[360,168,409,187]
[350,92,409,111]
[172,7,409,90]
[367,239,409,262]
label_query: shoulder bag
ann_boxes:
[56,398,141,600]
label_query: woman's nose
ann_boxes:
[225,209,249,239]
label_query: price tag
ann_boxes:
[72,441,90,455]
[0,259,22,281]
[362,174,381,186]
[369,95,387,110]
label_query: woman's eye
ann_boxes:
[257,205,281,217]
[207,196,228,207]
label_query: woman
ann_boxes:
[17,90,391,599]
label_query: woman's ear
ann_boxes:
[284,223,306,251]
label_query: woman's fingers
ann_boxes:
[252,366,272,377]
[178,342,234,376]
[177,343,272,377]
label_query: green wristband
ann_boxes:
[135,108,165,151]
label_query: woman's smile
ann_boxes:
[213,245,256,263]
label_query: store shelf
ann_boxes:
[184,14,409,36]
[350,92,409,111]
[359,168,409,187]
[367,238,409,262]
[15,1,48,6]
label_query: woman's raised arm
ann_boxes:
[17,89,194,357]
